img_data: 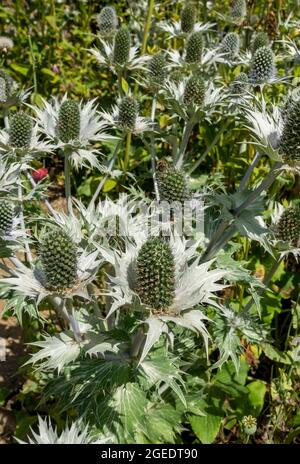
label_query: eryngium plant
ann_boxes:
[229,0,246,22]
[96,6,118,35]
[279,100,300,166]
[230,72,249,94]
[0,201,14,236]
[157,161,191,203]
[112,26,131,66]
[9,111,33,148]
[180,4,196,33]
[251,31,270,54]
[39,230,78,291]
[185,31,203,63]
[57,100,81,143]
[221,32,240,59]
[117,96,138,131]
[249,46,275,84]
[183,74,206,106]
[275,207,300,247]
[135,237,175,311]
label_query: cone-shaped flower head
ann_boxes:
[185,31,203,63]
[117,96,138,132]
[157,160,191,203]
[135,237,175,311]
[279,100,300,166]
[241,416,257,436]
[249,46,275,84]
[39,229,78,291]
[0,201,14,236]
[221,32,240,58]
[275,207,300,247]
[112,26,131,66]
[181,4,196,33]
[251,31,269,54]
[97,6,118,35]
[9,111,33,148]
[229,0,246,22]
[57,100,80,143]
[183,75,206,106]
[0,77,6,103]
[230,72,249,94]
[148,51,167,88]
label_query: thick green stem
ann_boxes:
[18,183,33,265]
[124,131,132,171]
[150,95,160,201]
[238,151,262,192]
[175,116,196,169]
[64,150,72,214]
[141,0,155,55]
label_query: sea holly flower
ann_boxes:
[157,160,191,204]
[99,95,152,135]
[251,31,270,55]
[159,6,215,39]
[1,226,102,304]
[278,99,300,170]
[96,6,118,37]
[270,203,300,259]
[229,0,247,24]
[220,32,240,60]
[147,51,167,92]
[89,26,149,74]
[32,95,114,170]
[0,200,22,241]
[164,76,224,121]
[0,110,53,161]
[100,230,228,362]
[180,4,196,34]
[0,70,29,110]
[248,46,277,85]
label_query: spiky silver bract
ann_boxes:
[112,26,131,66]
[180,4,196,33]
[279,100,300,166]
[39,229,78,291]
[9,111,33,149]
[249,46,275,84]
[183,74,206,106]
[135,237,175,311]
[0,201,14,236]
[58,100,81,143]
[221,32,240,59]
[97,6,118,35]
[251,31,270,54]
[275,207,300,247]
[185,31,203,63]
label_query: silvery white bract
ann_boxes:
[32,95,115,170]
[89,38,150,74]
[17,417,101,444]
[168,47,226,69]
[159,20,216,38]
[0,159,24,194]
[100,230,228,362]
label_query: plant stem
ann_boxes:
[150,95,160,201]
[26,172,57,216]
[175,115,196,169]
[238,151,262,192]
[65,298,83,343]
[130,328,145,359]
[89,137,123,207]
[241,254,284,315]
[124,131,132,171]
[3,108,9,130]
[18,183,33,265]
[141,0,155,56]
[188,119,230,175]
[28,33,38,96]
[64,150,72,214]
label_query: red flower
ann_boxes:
[32,168,48,182]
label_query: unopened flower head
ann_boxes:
[0,36,14,52]
[275,207,300,248]
[229,0,246,23]
[57,100,81,143]
[148,51,167,90]
[96,6,118,35]
[39,229,78,291]
[279,99,300,167]
[251,31,270,55]
[180,4,196,34]
[185,31,203,63]
[157,160,191,203]
[118,96,138,132]
[9,111,33,149]
[220,32,240,59]
[241,415,257,435]
[112,26,131,66]
[183,74,206,107]
[0,201,15,236]
[230,72,249,95]
[249,46,275,84]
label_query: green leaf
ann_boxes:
[121,78,129,94]
[262,343,292,365]
[247,380,266,416]
[10,63,29,76]
[189,413,222,444]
